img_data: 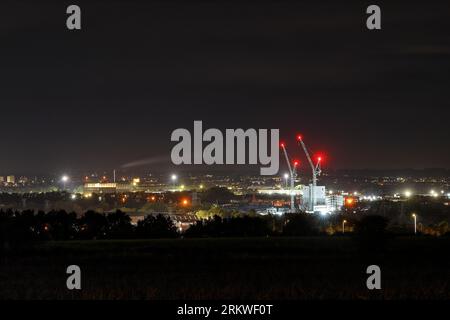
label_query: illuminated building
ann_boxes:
[326,194,344,212]
[302,185,326,211]
[83,182,132,194]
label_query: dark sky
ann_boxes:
[1,0,449,175]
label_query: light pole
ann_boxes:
[61,175,69,191]
[283,173,289,189]
[412,213,417,234]
[171,174,177,189]
[342,220,347,234]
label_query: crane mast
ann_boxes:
[297,136,321,213]
[281,144,296,212]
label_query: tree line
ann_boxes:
[2,208,449,252]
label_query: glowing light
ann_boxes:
[280,142,285,148]
[171,174,177,181]
[314,153,325,164]
[180,185,185,190]
[182,199,189,206]
[345,197,354,206]
[293,160,300,166]
[199,184,204,189]
[61,175,69,182]
[342,219,347,234]
[296,134,303,141]
[71,194,76,200]
[404,190,412,198]
[284,173,289,179]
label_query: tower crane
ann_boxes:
[280,143,297,212]
[297,135,322,213]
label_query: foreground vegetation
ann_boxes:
[1,236,449,299]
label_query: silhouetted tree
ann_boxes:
[283,213,318,236]
[106,210,133,239]
[136,214,178,238]
[0,209,36,251]
[44,210,77,240]
[79,210,108,239]
[201,187,236,204]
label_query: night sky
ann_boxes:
[1,1,449,174]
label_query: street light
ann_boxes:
[283,173,289,189]
[171,174,177,189]
[404,190,412,198]
[61,175,69,190]
[412,213,417,234]
[342,220,347,234]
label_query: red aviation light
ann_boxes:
[315,153,326,164]
[345,197,355,207]
[280,142,285,148]
[296,134,303,141]
[293,160,300,167]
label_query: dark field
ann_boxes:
[1,237,449,300]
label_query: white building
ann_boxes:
[302,185,326,210]
[257,184,344,215]
[326,194,345,212]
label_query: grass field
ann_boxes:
[1,237,449,299]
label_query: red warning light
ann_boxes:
[293,160,300,166]
[280,142,285,148]
[296,134,303,141]
[315,153,325,164]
